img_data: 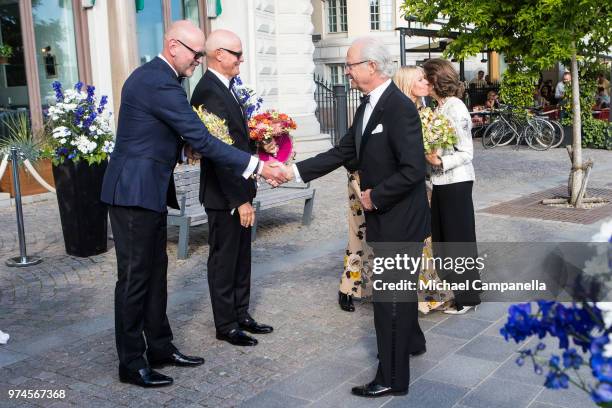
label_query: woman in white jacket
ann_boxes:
[422,59,481,315]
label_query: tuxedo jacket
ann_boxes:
[101,57,251,213]
[190,70,257,210]
[296,82,430,243]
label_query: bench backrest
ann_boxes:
[173,163,311,212]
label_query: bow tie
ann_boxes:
[360,94,370,105]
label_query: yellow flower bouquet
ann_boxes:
[192,105,234,145]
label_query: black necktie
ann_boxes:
[360,94,370,105]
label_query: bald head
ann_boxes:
[205,29,244,79]
[164,20,205,46]
[161,20,205,78]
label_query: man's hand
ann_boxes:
[360,189,374,211]
[237,202,256,228]
[425,152,442,167]
[283,164,295,181]
[261,161,289,187]
[184,144,202,161]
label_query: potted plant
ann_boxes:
[0,44,12,65]
[0,112,55,196]
[43,81,114,257]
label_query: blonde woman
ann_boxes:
[394,66,454,314]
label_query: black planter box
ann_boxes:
[52,160,108,257]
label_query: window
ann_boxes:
[370,0,394,31]
[327,0,347,33]
[329,64,347,85]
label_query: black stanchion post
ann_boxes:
[6,147,42,267]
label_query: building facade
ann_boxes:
[0,0,327,158]
[311,0,497,85]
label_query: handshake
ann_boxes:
[260,161,295,187]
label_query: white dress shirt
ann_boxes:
[157,55,259,179]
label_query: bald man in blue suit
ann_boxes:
[101,21,287,388]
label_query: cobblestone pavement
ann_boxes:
[0,144,611,407]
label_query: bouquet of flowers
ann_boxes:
[231,76,263,119]
[419,107,457,154]
[44,81,114,165]
[248,110,297,163]
[500,221,612,406]
[192,105,234,145]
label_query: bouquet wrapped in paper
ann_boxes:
[192,105,234,145]
[419,107,457,154]
[248,110,297,163]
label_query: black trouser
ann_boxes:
[110,205,175,371]
[431,181,481,308]
[371,243,425,391]
[206,208,252,334]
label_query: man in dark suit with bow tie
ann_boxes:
[101,21,287,388]
[285,37,430,397]
[190,29,273,348]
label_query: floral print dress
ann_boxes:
[339,172,453,313]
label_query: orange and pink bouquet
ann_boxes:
[248,110,297,162]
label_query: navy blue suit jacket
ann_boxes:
[101,57,251,213]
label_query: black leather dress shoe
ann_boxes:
[216,328,258,346]
[339,291,355,312]
[148,350,205,368]
[239,318,273,334]
[118,365,173,388]
[351,381,407,398]
[410,348,427,357]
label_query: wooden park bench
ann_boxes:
[168,164,316,259]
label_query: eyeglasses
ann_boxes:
[175,39,204,60]
[344,60,369,71]
[219,48,243,59]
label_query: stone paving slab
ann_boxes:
[0,145,611,407]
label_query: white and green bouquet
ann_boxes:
[419,107,457,154]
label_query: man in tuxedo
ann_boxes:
[285,37,430,397]
[101,21,287,388]
[190,30,273,347]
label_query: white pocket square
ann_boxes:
[372,124,383,134]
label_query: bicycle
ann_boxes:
[481,105,555,150]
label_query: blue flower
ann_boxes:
[74,106,85,126]
[544,370,569,389]
[86,85,95,104]
[537,342,546,351]
[74,81,83,92]
[516,357,525,366]
[52,81,63,101]
[591,335,609,357]
[549,355,561,369]
[534,364,543,375]
[98,95,108,114]
[591,355,612,382]
[562,349,583,369]
[592,382,612,404]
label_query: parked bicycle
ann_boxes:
[481,105,557,150]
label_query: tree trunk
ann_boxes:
[569,45,583,206]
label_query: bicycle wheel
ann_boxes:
[525,118,555,150]
[548,119,565,148]
[483,120,516,148]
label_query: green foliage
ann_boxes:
[400,1,612,69]
[559,59,611,150]
[499,68,538,108]
[0,43,12,58]
[0,113,42,163]
[582,118,611,150]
